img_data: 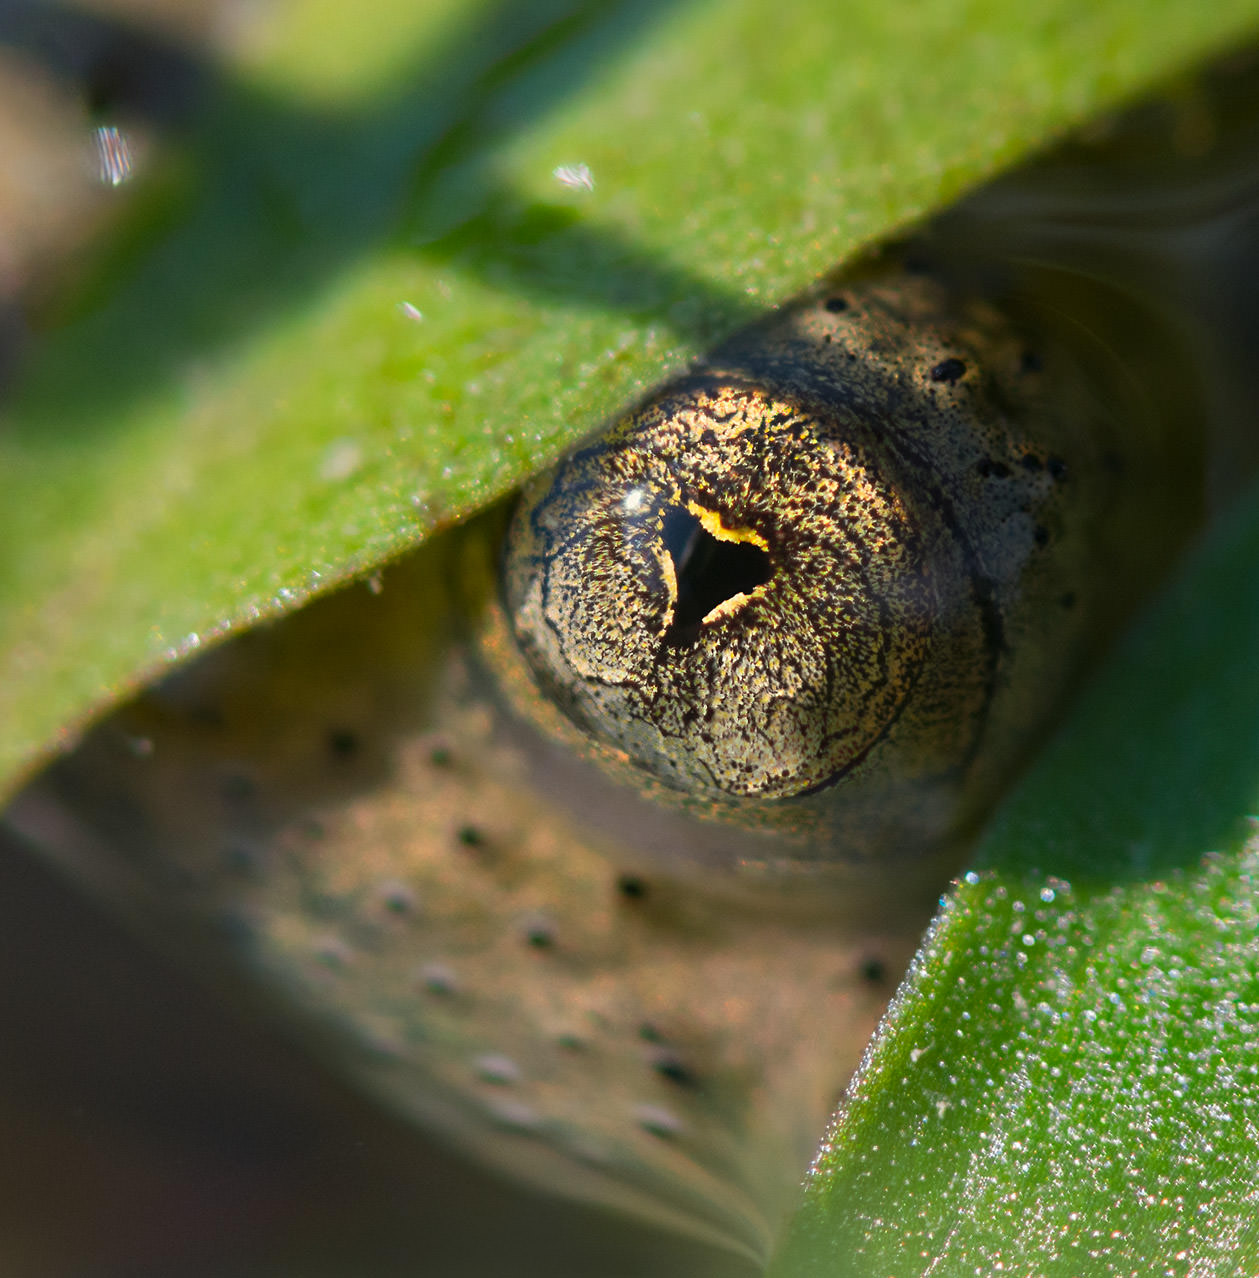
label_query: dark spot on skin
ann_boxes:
[617,874,649,901]
[314,937,353,970]
[556,1033,586,1052]
[379,882,415,914]
[1060,592,1078,609]
[1048,456,1069,480]
[976,458,1011,479]
[824,295,848,313]
[328,729,359,760]
[417,962,457,995]
[638,1022,666,1044]
[1020,350,1042,374]
[1034,525,1050,547]
[635,1105,683,1139]
[650,1050,698,1087]
[456,824,485,849]
[860,957,887,984]
[523,918,556,949]
[1021,453,1043,472]
[929,357,967,384]
[428,743,454,767]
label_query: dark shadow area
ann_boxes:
[1,0,760,442]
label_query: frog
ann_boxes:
[7,50,1259,1270]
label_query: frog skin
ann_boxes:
[8,64,1259,1265]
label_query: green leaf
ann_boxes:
[4,0,1259,802]
[771,488,1259,1275]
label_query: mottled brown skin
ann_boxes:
[498,257,1200,883]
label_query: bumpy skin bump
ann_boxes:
[500,259,1196,871]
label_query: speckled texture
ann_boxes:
[780,843,1259,1276]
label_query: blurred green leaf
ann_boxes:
[4,0,1259,800]
[771,487,1259,1274]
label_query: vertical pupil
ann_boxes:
[661,506,772,644]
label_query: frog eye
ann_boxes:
[503,375,933,802]
[499,269,1093,860]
